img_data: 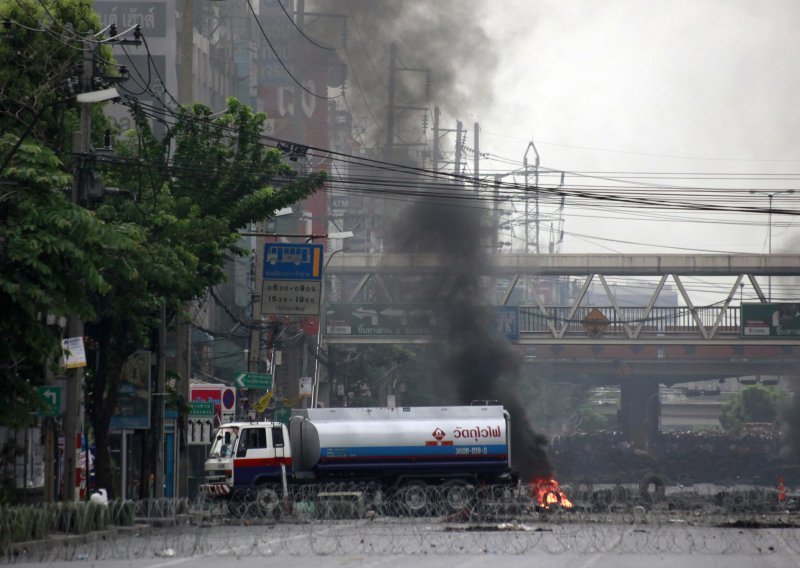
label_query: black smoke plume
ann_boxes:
[387,192,553,480]
[307,0,553,479]
[307,0,499,147]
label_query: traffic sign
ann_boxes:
[188,417,214,445]
[235,372,273,390]
[190,401,214,416]
[261,279,321,316]
[37,386,62,417]
[263,243,323,281]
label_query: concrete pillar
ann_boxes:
[619,379,660,451]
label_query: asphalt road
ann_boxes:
[7,520,800,568]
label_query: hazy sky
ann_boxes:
[473,0,800,260]
[305,0,800,303]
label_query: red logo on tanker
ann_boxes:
[426,427,453,446]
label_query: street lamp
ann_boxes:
[749,189,795,301]
[311,243,352,408]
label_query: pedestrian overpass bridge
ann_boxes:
[321,253,800,447]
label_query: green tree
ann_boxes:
[327,345,419,407]
[0,135,134,426]
[0,0,324,497]
[720,384,785,432]
[86,99,323,494]
[0,0,128,428]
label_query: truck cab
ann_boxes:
[202,421,292,497]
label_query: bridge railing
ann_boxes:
[519,306,742,337]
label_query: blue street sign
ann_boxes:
[494,306,520,341]
[263,243,323,281]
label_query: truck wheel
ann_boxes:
[399,483,430,516]
[228,499,247,518]
[255,486,281,519]
[442,481,475,515]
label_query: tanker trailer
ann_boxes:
[202,404,516,516]
[289,404,516,514]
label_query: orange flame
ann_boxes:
[531,478,573,509]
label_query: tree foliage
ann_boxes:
[0,0,126,428]
[0,0,324,498]
[84,99,322,495]
[719,384,785,432]
[327,345,420,407]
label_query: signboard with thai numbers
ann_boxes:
[262,243,323,281]
[37,386,62,417]
[261,280,321,316]
[741,303,800,337]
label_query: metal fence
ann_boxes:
[519,306,742,337]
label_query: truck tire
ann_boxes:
[398,482,430,516]
[255,485,282,519]
[442,481,475,515]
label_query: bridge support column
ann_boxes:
[619,379,660,452]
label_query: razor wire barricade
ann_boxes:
[6,515,800,562]
[3,483,799,562]
[198,481,798,522]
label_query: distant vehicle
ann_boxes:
[201,405,516,515]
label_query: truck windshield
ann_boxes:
[209,427,238,458]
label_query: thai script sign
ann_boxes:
[741,303,800,337]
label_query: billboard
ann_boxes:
[111,351,151,430]
[324,305,520,340]
[189,384,236,445]
[325,304,440,336]
[741,303,800,337]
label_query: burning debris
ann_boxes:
[531,478,574,510]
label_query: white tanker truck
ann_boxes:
[201,404,517,515]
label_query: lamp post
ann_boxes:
[311,237,353,408]
[749,189,795,301]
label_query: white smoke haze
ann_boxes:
[305,0,800,477]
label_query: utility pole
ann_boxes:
[473,122,480,187]
[176,0,194,499]
[179,0,193,103]
[432,106,440,172]
[385,42,397,162]
[154,304,166,497]
[293,0,306,145]
[249,234,264,377]
[454,120,463,176]
[64,39,94,502]
[749,188,795,301]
